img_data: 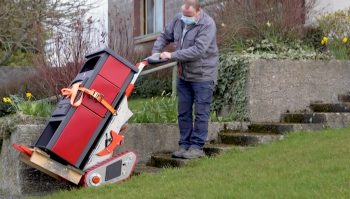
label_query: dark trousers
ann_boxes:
[177,78,214,149]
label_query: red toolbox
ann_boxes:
[34,48,139,169]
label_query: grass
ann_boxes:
[128,97,238,123]
[1,95,54,118]
[16,100,54,117]
[128,97,177,123]
[38,128,350,199]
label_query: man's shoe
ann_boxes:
[172,147,187,158]
[182,147,205,159]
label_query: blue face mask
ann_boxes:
[181,15,196,25]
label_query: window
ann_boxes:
[140,0,164,35]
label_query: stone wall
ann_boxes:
[0,120,247,197]
[116,122,247,162]
[0,125,72,197]
[248,59,350,122]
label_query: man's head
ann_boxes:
[181,0,201,17]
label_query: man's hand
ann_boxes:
[160,52,172,60]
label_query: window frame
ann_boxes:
[134,0,165,42]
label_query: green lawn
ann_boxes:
[38,128,350,199]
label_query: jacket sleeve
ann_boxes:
[152,15,179,54]
[171,20,216,62]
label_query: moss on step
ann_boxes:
[219,133,260,146]
[149,153,190,168]
[310,103,350,113]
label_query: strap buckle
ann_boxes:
[91,90,103,101]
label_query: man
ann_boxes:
[152,0,219,159]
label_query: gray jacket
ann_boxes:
[152,10,219,83]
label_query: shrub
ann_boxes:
[213,54,249,121]
[207,0,316,47]
[1,93,53,118]
[133,76,172,98]
[132,63,174,98]
[227,38,330,60]
[0,49,33,66]
[318,9,350,60]
[0,102,13,117]
[303,26,324,50]
[0,63,82,101]
[318,9,350,40]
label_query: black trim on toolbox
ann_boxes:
[86,48,139,73]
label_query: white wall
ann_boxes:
[317,0,350,12]
[88,0,108,47]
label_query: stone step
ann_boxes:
[310,103,350,113]
[149,143,240,168]
[149,153,190,168]
[281,112,350,127]
[203,144,236,156]
[338,94,350,102]
[282,113,326,123]
[248,123,326,134]
[219,131,283,146]
[133,164,162,176]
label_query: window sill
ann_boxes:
[134,33,160,44]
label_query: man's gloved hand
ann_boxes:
[147,53,170,64]
[160,52,172,60]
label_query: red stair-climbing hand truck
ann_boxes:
[12,48,167,187]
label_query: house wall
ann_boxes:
[108,0,307,61]
[108,0,183,61]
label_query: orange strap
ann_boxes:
[97,130,124,156]
[61,82,117,115]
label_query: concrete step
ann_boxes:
[149,153,190,168]
[282,113,326,123]
[310,103,350,113]
[248,123,326,134]
[281,112,350,128]
[149,144,241,168]
[203,144,236,156]
[219,131,283,146]
[133,164,162,176]
[338,94,350,102]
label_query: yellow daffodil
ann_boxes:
[321,36,328,45]
[26,92,33,99]
[2,97,12,103]
[266,21,271,27]
[343,37,348,44]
